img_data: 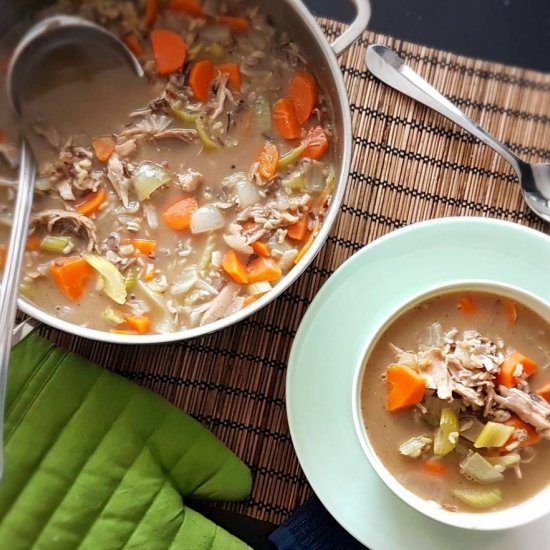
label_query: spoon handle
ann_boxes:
[366,44,522,173]
[0,140,35,478]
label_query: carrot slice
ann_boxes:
[496,351,538,388]
[301,125,329,160]
[257,141,279,181]
[215,15,250,33]
[49,256,94,302]
[217,62,242,92]
[163,197,198,230]
[124,33,145,58]
[287,217,309,241]
[26,234,41,252]
[273,97,301,140]
[222,250,248,284]
[121,239,157,256]
[386,364,426,412]
[289,71,318,124]
[125,314,151,334]
[143,263,156,282]
[151,29,188,76]
[293,217,320,264]
[144,0,159,27]
[76,188,108,217]
[0,244,6,269]
[247,257,282,284]
[91,136,116,163]
[499,415,540,450]
[168,0,204,17]
[457,296,476,315]
[422,459,449,475]
[189,59,215,101]
[536,383,550,403]
[251,241,270,258]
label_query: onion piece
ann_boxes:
[132,161,172,201]
[236,177,261,208]
[191,205,225,234]
[82,253,127,305]
[170,267,198,296]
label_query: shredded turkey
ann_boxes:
[30,209,99,252]
[494,387,550,434]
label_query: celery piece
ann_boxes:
[171,101,199,124]
[277,143,307,170]
[451,488,502,508]
[40,235,74,255]
[460,417,486,443]
[474,421,515,449]
[195,116,218,150]
[399,436,433,458]
[252,96,271,133]
[485,454,521,469]
[124,268,139,292]
[282,172,306,194]
[434,408,460,456]
[459,452,504,484]
[247,281,272,296]
[325,165,336,192]
[82,253,127,305]
[101,307,125,326]
[206,42,224,59]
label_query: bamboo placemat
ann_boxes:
[37,20,550,526]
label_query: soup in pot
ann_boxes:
[361,290,550,512]
[0,0,336,335]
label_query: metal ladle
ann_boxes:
[0,15,143,477]
[366,44,550,222]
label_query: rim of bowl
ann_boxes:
[15,0,353,345]
[351,279,550,531]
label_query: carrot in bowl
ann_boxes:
[386,364,426,412]
[189,59,216,101]
[273,97,301,140]
[49,256,94,302]
[222,250,248,284]
[151,29,187,76]
[301,125,329,160]
[163,197,198,230]
[217,62,242,92]
[496,351,538,388]
[289,71,318,124]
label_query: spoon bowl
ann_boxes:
[366,44,550,222]
[0,15,143,478]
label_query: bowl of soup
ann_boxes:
[0,0,370,343]
[352,280,550,530]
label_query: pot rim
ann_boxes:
[16,0,369,344]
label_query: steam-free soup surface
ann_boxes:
[361,290,550,512]
[0,0,335,335]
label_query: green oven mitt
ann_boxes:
[0,333,252,549]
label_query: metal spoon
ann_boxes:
[0,15,143,478]
[366,44,550,222]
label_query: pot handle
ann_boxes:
[330,0,371,56]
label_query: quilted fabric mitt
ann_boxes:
[0,333,252,549]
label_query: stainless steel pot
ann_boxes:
[8,0,371,344]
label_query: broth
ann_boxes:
[361,290,550,512]
[0,0,336,335]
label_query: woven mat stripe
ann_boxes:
[37,21,550,527]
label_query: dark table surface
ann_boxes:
[204,0,550,547]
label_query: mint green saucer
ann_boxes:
[287,217,550,549]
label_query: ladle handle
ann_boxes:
[365,44,522,173]
[0,140,35,479]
